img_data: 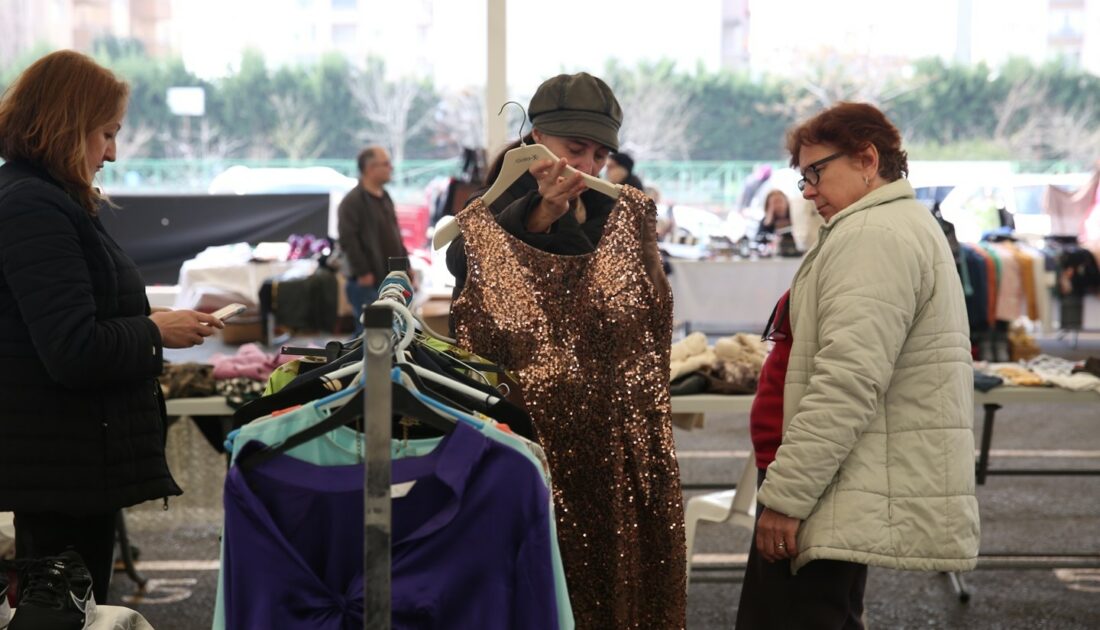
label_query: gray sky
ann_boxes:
[175,0,1093,90]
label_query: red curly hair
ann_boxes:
[786,102,908,182]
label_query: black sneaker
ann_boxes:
[9,551,96,630]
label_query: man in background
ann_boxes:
[337,146,407,333]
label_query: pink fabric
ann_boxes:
[210,343,292,382]
[1084,195,1100,243]
[1044,168,1100,236]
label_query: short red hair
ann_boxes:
[786,102,908,182]
[0,50,129,213]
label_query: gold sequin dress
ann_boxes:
[452,185,686,629]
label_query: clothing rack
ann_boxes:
[362,304,393,630]
[362,256,412,629]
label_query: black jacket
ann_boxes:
[445,172,616,300]
[337,185,408,285]
[0,161,181,514]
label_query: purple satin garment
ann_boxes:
[223,422,558,629]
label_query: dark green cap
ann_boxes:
[528,72,622,151]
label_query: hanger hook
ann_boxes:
[497,101,529,145]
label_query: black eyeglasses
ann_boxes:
[797,151,845,191]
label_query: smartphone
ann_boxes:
[211,303,247,322]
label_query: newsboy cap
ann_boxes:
[528,72,622,151]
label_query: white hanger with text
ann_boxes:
[431,119,622,251]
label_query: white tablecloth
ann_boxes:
[175,258,317,311]
[667,258,802,333]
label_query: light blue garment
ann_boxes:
[213,398,573,630]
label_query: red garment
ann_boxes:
[750,290,792,470]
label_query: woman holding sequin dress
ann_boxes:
[446,72,686,628]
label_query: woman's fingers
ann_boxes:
[755,507,799,563]
[551,171,585,199]
[532,157,567,182]
[781,532,798,557]
[755,530,777,563]
[529,158,557,179]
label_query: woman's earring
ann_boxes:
[863,176,870,187]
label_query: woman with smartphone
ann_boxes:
[0,50,222,606]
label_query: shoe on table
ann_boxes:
[0,562,11,629]
[9,550,96,630]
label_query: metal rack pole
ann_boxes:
[363,305,394,630]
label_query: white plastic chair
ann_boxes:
[685,452,758,585]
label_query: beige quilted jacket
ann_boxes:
[757,179,980,573]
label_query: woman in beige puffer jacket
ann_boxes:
[740,102,980,629]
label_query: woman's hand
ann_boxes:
[150,309,223,349]
[755,506,801,563]
[525,158,587,234]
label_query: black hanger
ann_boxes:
[237,389,366,472]
[391,379,458,435]
[405,345,538,441]
[394,362,469,414]
[280,338,360,363]
[233,342,371,427]
[237,380,456,473]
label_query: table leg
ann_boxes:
[115,511,148,589]
[975,403,1001,485]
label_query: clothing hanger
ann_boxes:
[431,102,622,251]
[414,339,499,389]
[395,354,501,407]
[377,267,457,344]
[237,367,471,473]
[236,379,460,473]
[313,299,419,390]
[393,367,487,431]
[309,295,483,405]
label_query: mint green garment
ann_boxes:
[213,400,573,630]
[958,253,973,297]
[979,242,1003,288]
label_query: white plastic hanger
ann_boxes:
[431,103,622,251]
[319,300,420,390]
[377,275,456,344]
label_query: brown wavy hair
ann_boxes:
[786,102,908,182]
[0,50,129,213]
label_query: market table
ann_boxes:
[667,258,801,335]
[166,388,1099,482]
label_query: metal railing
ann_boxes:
[98,158,463,194]
[96,157,1092,207]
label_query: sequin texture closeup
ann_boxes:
[452,186,686,629]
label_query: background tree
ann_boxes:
[3,46,1096,166]
[689,70,793,160]
[433,87,487,158]
[310,53,364,162]
[604,60,698,160]
[212,49,277,158]
[268,65,327,160]
[351,58,438,163]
